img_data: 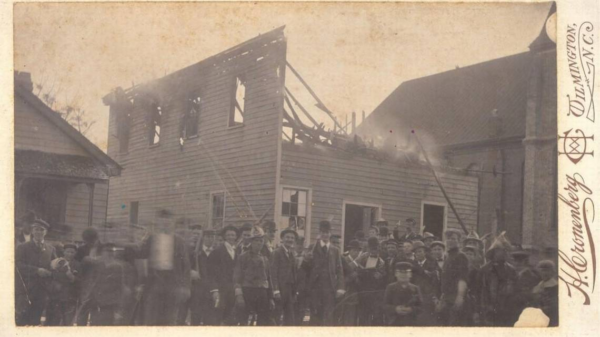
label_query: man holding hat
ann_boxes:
[436,228,469,326]
[46,243,81,326]
[233,226,274,326]
[355,236,387,325]
[16,218,56,326]
[271,228,299,325]
[383,262,422,326]
[305,220,345,326]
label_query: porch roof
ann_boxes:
[15,149,109,180]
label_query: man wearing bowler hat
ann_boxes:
[271,228,299,325]
[305,220,345,326]
[16,218,57,326]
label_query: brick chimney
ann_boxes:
[14,71,33,92]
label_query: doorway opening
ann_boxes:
[343,202,379,250]
[422,203,446,239]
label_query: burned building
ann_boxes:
[103,27,479,247]
[14,72,122,242]
[357,6,557,251]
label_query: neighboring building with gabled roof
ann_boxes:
[14,71,121,242]
[357,4,557,252]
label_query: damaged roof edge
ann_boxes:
[103,25,286,105]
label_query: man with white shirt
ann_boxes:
[271,228,299,325]
[208,225,240,325]
[305,220,345,326]
[355,237,386,326]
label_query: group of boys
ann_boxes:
[15,212,558,327]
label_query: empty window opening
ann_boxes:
[148,102,162,145]
[211,192,226,229]
[182,95,201,139]
[229,76,245,126]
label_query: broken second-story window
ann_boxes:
[229,75,246,127]
[182,94,201,139]
[147,100,162,146]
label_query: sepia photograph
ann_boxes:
[12,1,560,328]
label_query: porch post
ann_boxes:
[87,183,95,227]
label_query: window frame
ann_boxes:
[183,93,201,140]
[209,191,227,229]
[278,185,312,244]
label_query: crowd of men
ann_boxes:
[15,210,558,327]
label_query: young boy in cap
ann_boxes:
[305,220,345,326]
[46,243,81,326]
[271,228,299,325]
[383,262,422,326]
[15,219,57,326]
[233,226,274,326]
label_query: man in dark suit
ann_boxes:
[15,219,57,326]
[188,229,218,325]
[207,225,240,325]
[271,228,299,326]
[305,220,345,326]
[411,241,438,326]
[355,237,387,326]
[138,210,191,326]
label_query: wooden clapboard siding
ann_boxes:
[280,143,479,243]
[106,32,286,229]
[14,95,87,156]
[63,182,109,241]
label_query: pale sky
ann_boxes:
[14,2,553,150]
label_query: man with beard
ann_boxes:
[479,235,518,326]
[208,225,240,325]
[271,228,299,326]
[436,229,469,326]
[16,219,56,326]
[138,210,191,326]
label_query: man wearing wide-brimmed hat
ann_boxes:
[305,220,345,326]
[16,218,57,326]
[436,228,469,326]
[270,227,299,326]
[479,233,518,326]
[233,226,273,326]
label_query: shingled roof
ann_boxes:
[358,52,534,147]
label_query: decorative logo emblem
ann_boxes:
[558,129,594,164]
